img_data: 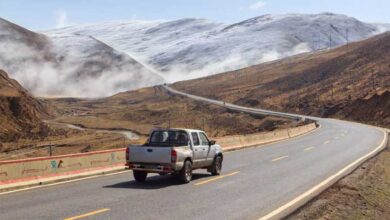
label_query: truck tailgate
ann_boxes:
[129,146,172,164]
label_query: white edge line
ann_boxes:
[258,129,388,220]
[0,170,131,196]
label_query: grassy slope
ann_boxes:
[173,32,390,128]
[170,33,390,218]
[0,70,50,142]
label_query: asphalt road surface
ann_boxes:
[0,86,387,220]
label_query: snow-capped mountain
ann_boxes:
[45,13,388,82]
[0,18,163,97]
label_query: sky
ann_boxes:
[0,0,389,30]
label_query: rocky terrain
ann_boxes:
[0,69,50,143]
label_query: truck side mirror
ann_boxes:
[209,140,216,145]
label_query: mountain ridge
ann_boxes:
[45,12,389,82]
[0,17,164,98]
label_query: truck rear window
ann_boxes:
[148,130,188,146]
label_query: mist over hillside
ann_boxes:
[0,18,163,98]
[0,13,388,98]
[46,13,388,82]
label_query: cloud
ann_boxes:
[55,9,70,28]
[249,1,267,10]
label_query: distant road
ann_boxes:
[0,86,387,220]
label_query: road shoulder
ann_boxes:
[286,132,390,220]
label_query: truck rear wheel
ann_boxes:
[211,156,222,176]
[133,171,147,182]
[179,160,192,183]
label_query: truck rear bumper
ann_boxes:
[126,162,175,173]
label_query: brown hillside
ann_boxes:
[173,32,390,128]
[0,69,50,143]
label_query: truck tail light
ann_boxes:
[171,149,177,163]
[126,147,130,161]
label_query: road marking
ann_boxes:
[194,171,239,186]
[64,208,110,220]
[271,156,289,162]
[303,147,314,152]
[0,170,130,196]
[323,140,330,145]
[258,129,387,220]
[224,123,321,155]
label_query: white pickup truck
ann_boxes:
[126,128,223,183]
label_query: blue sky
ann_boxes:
[0,0,389,30]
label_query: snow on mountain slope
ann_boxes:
[45,13,387,82]
[0,18,163,97]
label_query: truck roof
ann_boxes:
[151,128,204,133]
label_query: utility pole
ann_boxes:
[49,145,53,156]
[331,86,334,101]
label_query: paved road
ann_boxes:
[0,87,387,220]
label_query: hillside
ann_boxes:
[0,17,163,98]
[48,86,297,138]
[45,13,386,81]
[173,32,390,128]
[0,70,50,143]
[0,84,301,160]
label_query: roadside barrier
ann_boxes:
[0,148,125,185]
[0,123,316,188]
[215,123,317,150]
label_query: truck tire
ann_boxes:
[133,171,147,182]
[211,156,222,176]
[179,160,192,183]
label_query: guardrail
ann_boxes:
[162,85,305,121]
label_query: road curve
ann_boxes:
[0,86,387,220]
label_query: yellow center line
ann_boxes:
[271,155,289,162]
[323,140,330,145]
[303,147,314,151]
[64,208,110,220]
[194,171,239,186]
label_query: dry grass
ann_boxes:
[0,86,298,160]
[173,33,390,128]
[49,86,297,137]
